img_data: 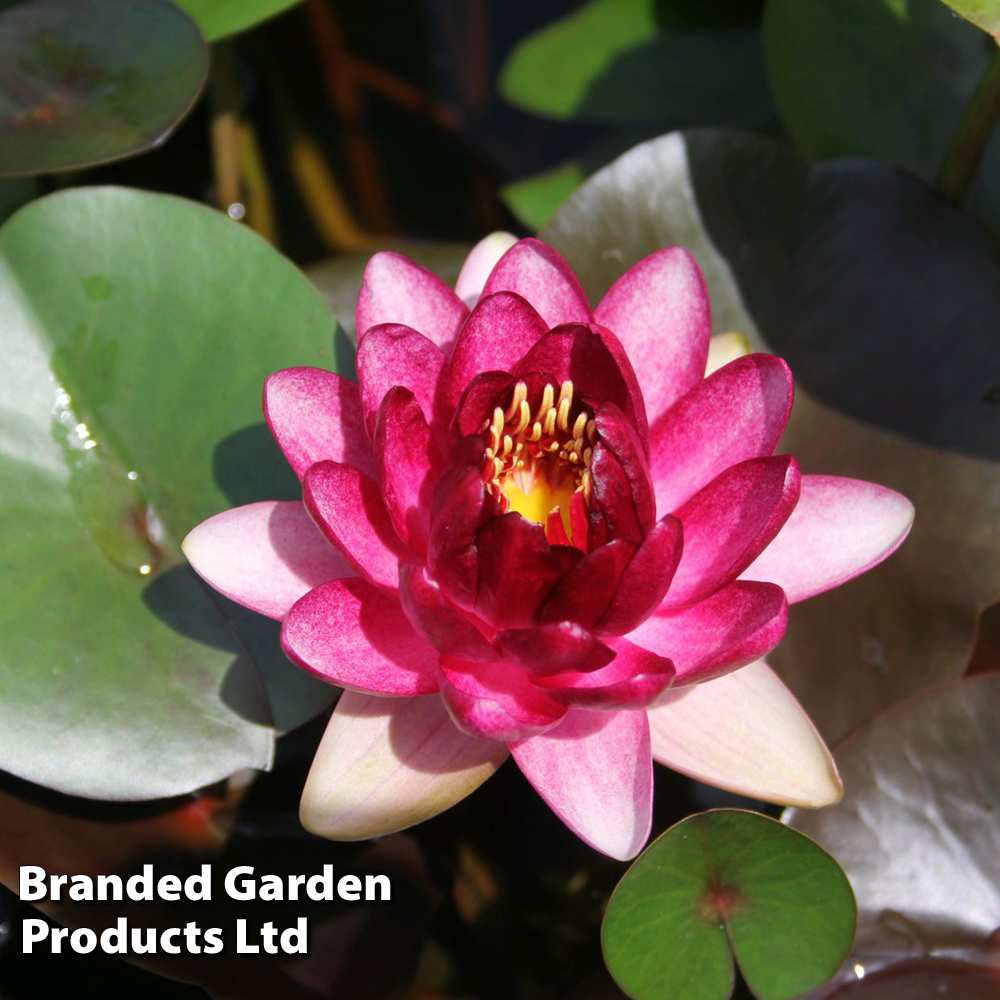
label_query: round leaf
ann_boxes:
[940,0,1000,39]
[788,675,1000,947]
[500,0,773,126]
[0,0,207,177]
[173,0,303,41]
[0,186,341,798]
[603,810,856,1000]
[763,0,994,180]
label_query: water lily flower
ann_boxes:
[183,235,914,860]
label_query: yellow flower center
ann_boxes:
[480,379,595,543]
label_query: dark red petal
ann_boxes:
[448,292,548,405]
[281,578,438,695]
[374,387,441,556]
[539,538,637,628]
[594,402,656,532]
[427,463,499,607]
[453,371,516,438]
[398,563,497,661]
[530,639,675,709]
[356,323,448,440]
[303,461,408,591]
[514,324,641,430]
[494,621,614,675]
[588,444,643,546]
[596,515,683,636]
[439,657,567,741]
[474,513,583,629]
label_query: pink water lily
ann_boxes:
[183,234,914,860]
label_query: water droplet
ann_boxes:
[853,964,866,980]
[227,202,246,220]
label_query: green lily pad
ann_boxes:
[0,0,208,177]
[499,0,773,126]
[173,0,303,41]
[939,0,1000,38]
[0,186,341,799]
[762,0,994,181]
[602,810,856,1000]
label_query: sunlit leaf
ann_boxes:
[0,186,342,798]
[938,0,1000,39]
[173,0,303,41]
[0,0,207,177]
[603,810,856,1000]
[500,0,772,126]
[788,675,1000,948]
[502,161,587,231]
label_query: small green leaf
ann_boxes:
[500,0,772,126]
[502,162,587,231]
[603,810,856,1000]
[172,0,303,41]
[0,186,341,798]
[0,0,207,177]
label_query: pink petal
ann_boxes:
[495,621,614,675]
[531,639,674,709]
[282,578,440,694]
[439,658,568,741]
[374,387,440,556]
[303,461,407,591]
[454,232,519,307]
[593,402,656,531]
[356,323,448,439]
[649,354,794,514]
[628,581,787,685]
[596,514,683,636]
[594,247,711,424]
[182,501,354,621]
[647,660,842,807]
[264,367,376,480]
[741,475,915,603]
[453,370,517,437]
[447,292,548,404]
[300,690,508,839]
[357,251,469,350]
[511,708,652,860]
[664,456,800,606]
[482,238,592,328]
[398,563,497,661]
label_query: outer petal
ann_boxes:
[264,367,376,480]
[482,237,592,328]
[447,292,548,404]
[741,474,915,603]
[647,660,842,807]
[303,461,408,591]
[594,247,711,424]
[182,501,353,621]
[301,691,508,840]
[282,578,439,695]
[629,581,787,685]
[649,354,794,515]
[511,708,653,860]
[454,232,518,307]
[664,456,800,606]
[357,251,468,349]
[374,387,440,556]
[356,323,448,438]
[439,658,567,741]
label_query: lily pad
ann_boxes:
[499,0,773,126]
[0,0,207,177]
[173,0,303,41]
[0,186,341,799]
[939,0,1000,39]
[788,674,1000,949]
[602,809,856,1000]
